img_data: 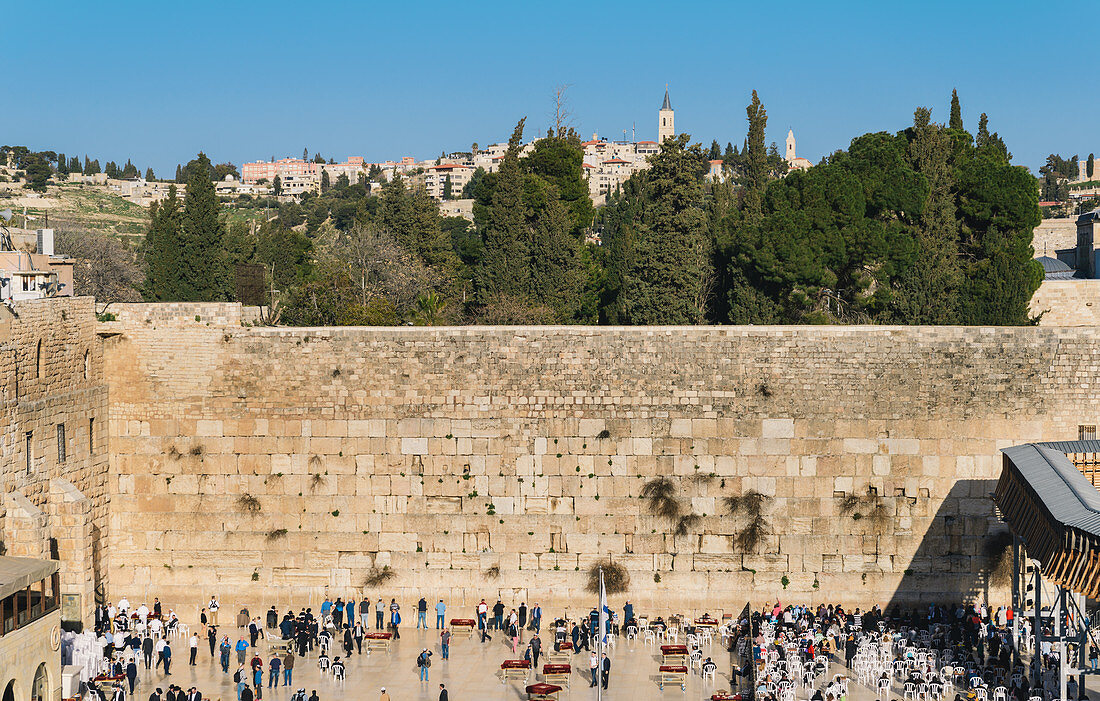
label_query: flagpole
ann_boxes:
[598,565,604,701]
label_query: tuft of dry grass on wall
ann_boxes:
[484,565,501,580]
[364,566,395,587]
[586,561,629,595]
[675,513,701,536]
[725,490,771,552]
[237,493,261,514]
[642,477,682,520]
[265,528,288,541]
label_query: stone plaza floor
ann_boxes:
[121,624,892,701]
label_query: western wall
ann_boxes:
[93,302,1100,617]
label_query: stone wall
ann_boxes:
[1033,218,1077,257]
[0,297,110,627]
[99,303,1100,617]
[1030,280,1100,326]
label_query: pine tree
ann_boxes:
[478,118,532,301]
[621,134,709,324]
[273,175,282,196]
[1089,154,1095,179]
[378,175,457,271]
[320,169,330,193]
[442,174,453,200]
[57,153,68,176]
[121,159,138,179]
[145,167,155,181]
[68,156,81,174]
[175,164,183,183]
[709,140,721,160]
[142,186,183,300]
[178,152,229,301]
[949,89,963,130]
[303,147,309,162]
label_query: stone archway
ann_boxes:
[3,678,18,701]
[29,664,47,701]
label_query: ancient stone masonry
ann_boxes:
[0,297,109,626]
[97,303,1100,615]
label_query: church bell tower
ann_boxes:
[658,88,674,144]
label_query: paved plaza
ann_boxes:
[120,622,876,701]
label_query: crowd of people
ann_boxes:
[86,592,1089,701]
[724,602,1094,701]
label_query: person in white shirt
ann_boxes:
[119,598,131,613]
[208,596,220,626]
[188,634,198,666]
[137,604,150,623]
[150,618,163,638]
[154,638,167,671]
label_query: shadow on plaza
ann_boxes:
[885,478,1002,610]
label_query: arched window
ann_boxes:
[30,663,48,701]
[3,679,16,701]
[35,340,42,379]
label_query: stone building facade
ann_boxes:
[0,297,109,628]
[97,303,1100,617]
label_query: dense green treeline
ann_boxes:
[139,91,1042,326]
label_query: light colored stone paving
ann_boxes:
[120,625,891,701]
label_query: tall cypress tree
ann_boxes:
[478,118,532,301]
[892,107,962,324]
[142,186,183,300]
[1089,154,1095,179]
[742,90,769,223]
[949,89,963,130]
[57,153,68,176]
[178,152,229,300]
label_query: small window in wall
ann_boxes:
[1081,425,1097,441]
[35,339,42,379]
[25,431,33,474]
[57,424,66,462]
[89,417,95,454]
[83,350,90,380]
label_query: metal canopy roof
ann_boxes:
[0,556,58,601]
[995,443,1100,597]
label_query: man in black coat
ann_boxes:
[148,688,162,701]
[600,653,611,690]
[142,636,154,668]
[125,661,138,694]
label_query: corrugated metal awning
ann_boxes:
[995,444,1100,598]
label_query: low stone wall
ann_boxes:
[99,304,1100,617]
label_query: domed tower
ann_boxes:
[658,88,675,144]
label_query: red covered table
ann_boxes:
[661,643,689,665]
[542,663,571,687]
[526,683,563,700]
[363,631,392,653]
[501,659,531,682]
[659,664,688,690]
[711,694,743,700]
[450,618,476,639]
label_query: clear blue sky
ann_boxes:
[8,1,1097,176]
